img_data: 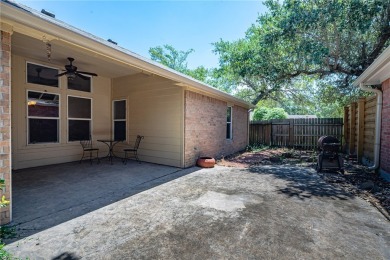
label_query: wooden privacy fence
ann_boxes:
[344,96,377,163]
[249,118,343,150]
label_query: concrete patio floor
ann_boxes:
[5,164,390,259]
[7,159,194,241]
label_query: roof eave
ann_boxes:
[0,0,254,109]
[353,45,390,87]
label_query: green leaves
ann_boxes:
[252,107,288,121]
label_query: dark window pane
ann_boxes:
[68,96,91,119]
[68,76,91,92]
[69,120,90,141]
[27,63,59,87]
[28,91,59,117]
[227,107,232,122]
[114,121,126,141]
[29,119,58,144]
[114,100,126,120]
[226,123,231,139]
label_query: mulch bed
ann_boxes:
[217,148,390,220]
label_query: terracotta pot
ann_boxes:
[196,157,216,168]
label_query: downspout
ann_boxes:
[359,83,382,170]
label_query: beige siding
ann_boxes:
[112,73,183,167]
[11,55,112,169]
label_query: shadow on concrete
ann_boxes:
[248,164,353,201]
[52,252,80,260]
[6,159,198,243]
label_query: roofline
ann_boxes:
[0,0,254,109]
[353,45,390,87]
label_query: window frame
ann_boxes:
[26,61,60,88]
[67,74,92,93]
[226,106,233,140]
[26,89,60,145]
[112,99,127,141]
[67,95,93,142]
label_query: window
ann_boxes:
[226,106,232,139]
[113,100,126,141]
[27,91,59,144]
[68,96,92,141]
[68,75,91,92]
[27,62,59,87]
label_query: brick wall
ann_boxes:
[0,31,12,224]
[184,90,248,167]
[380,79,390,175]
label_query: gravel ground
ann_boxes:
[217,148,390,220]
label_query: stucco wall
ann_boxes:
[11,55,112,169]
[184,90,248,167]
[0,31,12,224]
[112,73,183,167]
[381,78,390,175]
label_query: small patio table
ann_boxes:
[97,139,123,164]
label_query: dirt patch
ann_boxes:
[217,148,390,220]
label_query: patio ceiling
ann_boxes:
[12,32,142,79]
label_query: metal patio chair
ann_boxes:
[123,135,144,164]
[80,138,100,164]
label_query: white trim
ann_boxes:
[353,45,390,86]
[26,89,60,145]
[112,99,127,141]
[1,1,254,109]
[67,74,93,93]
[227,106,233,140]
[26,61,60,88]
[67,95,92,142]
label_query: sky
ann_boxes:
[16,0,268,69]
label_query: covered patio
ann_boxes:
[8,160,197,242]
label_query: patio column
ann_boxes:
[0,29,12,225]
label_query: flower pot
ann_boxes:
[196,157,216,168]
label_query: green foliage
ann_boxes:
[0,225,17,260]
[149,45,212,83]
[149,44,194,73]
[252,106,288,120]
[246,144,269,152]
[0,244,13,260]
[212,0,390,110]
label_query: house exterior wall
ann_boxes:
[184,90,248,167]
[112,74,183,167]
[11,55,112,169]
[0,30,12,224]
[380,78,390,176]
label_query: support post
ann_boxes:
[343,106,349,153]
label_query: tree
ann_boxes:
[213,0,390,106]
[149,45,211,83]
[149,44,194,73]
[252,106,288,121]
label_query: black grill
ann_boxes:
[316,136,344,173]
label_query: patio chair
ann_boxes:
[123,135,144,164]
[80,139,100,164]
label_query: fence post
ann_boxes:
[349,102,357,155]
[289,119,294,148]
[343,106,349,153]
[357,98,365,163]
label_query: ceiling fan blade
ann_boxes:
[75,72,90,80]
[77,71,98,77]
[55,71,68,77]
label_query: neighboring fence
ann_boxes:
[249,118,343,150]
[344,96,377,163]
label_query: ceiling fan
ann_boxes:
[55,57,98,80]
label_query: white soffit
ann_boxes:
[353,46,390,86]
